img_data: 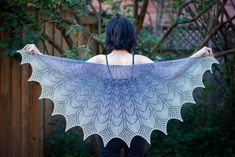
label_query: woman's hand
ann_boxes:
[190,46,214,57]
[23,44,42,54]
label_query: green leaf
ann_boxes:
[0,42,8,49]
[63,50,79,59]
[105,0,112,5]
[94,33,105,43]
[198,4,204,11]
[65,24,84,35]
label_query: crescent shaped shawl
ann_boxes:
[17,49,219,147]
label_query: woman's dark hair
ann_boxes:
[104,15,137,54]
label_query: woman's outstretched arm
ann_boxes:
[23,44,103,63]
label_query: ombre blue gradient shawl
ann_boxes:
[17,49,219,147]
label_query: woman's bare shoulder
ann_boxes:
[86,54,105,63]
[134,54,154,63]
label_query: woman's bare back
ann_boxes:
[86,53,154,65]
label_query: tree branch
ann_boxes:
[89,2,99,22]
[179,4,213,24]
[42,33,64,55]
[177,0,200,17]
[196,15,235,50]
[135,0,150,32]
[150,22,178,54]
[134,0,139,24]
[215,48,235,57]
[224,7,235,32]
[150,2,213,54]
[54,22,74,49]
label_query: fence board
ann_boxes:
[10,59,21,157]
[29,81,40,157]
[0,55,11,157]
[0,55,45,157]
[20,64,30,157]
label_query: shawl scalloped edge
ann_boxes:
[17,49,219,147]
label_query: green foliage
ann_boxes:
[93,33,106,44]
[63,50,80,60]
[0,1,42,57]
[44,118,96,157]
[147,98,235,156]
[156,53,178,61]
[0,0,88,58]
[135,28,159,56]
[63,45,92,60]
[66,24,84,35]
[146,62,235,157]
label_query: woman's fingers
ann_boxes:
[207,47,214,56]
[23,44,30,50]
[210,48,214,56]
[23,44,31,51]
[27,46,33,53]
[201,47,213,57]
[23,44,35,53]
[23,44,28,49]
[28,47,33,52]
[206,49,210,56]
[191,46,214,58]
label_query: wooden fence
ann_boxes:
[0,53,44,157]
[0,15,99,157]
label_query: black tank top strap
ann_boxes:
[132,53,135,65]
[105,54,109,65]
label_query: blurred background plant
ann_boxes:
[44,118,96,157]
[0,0,235,156]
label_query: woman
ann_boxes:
[23,15,213,157]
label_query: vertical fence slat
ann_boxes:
[0,55,11,157]
[29,81,44,157]
[54,27,62,56]
[0,54,3,156]
[20,65,30,157]
[38,97,44,157]
[10,59,21,157]
[0,55,4,156]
